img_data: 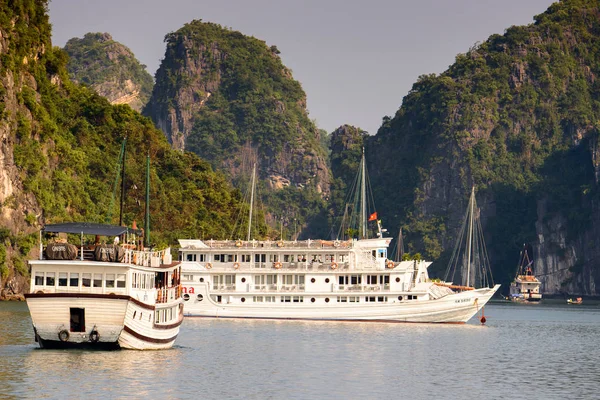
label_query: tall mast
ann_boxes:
[145,154,150,247]
[247,163,256,241]
[466,186,475,286]
[361,147,367,239]
[119,137,127,226]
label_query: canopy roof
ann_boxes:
[43,222,142,237]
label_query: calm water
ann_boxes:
[1,300,599,399]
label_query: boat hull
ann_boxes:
[25,293,182,350]
[183,284,500,323]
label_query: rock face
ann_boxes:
[144,20,330,198]
[64,33,153,112]
[367,0,600,295]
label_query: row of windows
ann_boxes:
[35,271,126,289]
[241,295,395,303]
[132,272,155,290]
[184,253,349,263]
[155,306,178,323]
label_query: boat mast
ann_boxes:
[466,186,475,286]
[247,163,256,242]
[145,153,150,247]
[119,136,127,226]
[361,148,367,239]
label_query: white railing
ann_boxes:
[124,247,172,267]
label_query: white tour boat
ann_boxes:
[509,246,542,303]
[179,155,499,323]
[25,222,184,350]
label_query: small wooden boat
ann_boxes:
[567,297,583,305]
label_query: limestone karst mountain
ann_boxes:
[64,32,154,112]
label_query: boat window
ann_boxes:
[58,272,68,287]
[35,272,44,286]
[105,274,115,288]
[214,254,221,262]
[253,296,264,302]
[265,296,275,302]
[186,253,196,261]
[93,273,102,287]
[69,273,79,287]
[365,296,376,302]
[325,278,330,283]
[377,249,386,258]
[116,274,126,288]
[241,254,251,262]
[82,273,91,287]
[350,275,361,285]
[70,308,85,332]
[339,276,348,285]
[367,275,377,284]
[349,296,359,303]
[378,296,387,302]
[292,296,303,303]
[337,296,348,302]
[227,254,234,262]
[45,272,55,286]
[281,296,291,302]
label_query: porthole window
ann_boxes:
[311,298,316,303]
[395,277,400,283]
[183,293,190,301]
[311,278,316,283]
[197,294,204,301]
[398,295,403,301]
[325,298,330,303]
[325,278,330,283]
[241,278,246,283]
[241,297,246,302]
[200,277,204,282]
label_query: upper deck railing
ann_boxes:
[189,239,354,250]
[40,241,173,267]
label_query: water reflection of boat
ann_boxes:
[509,245,542,303]
[567,297,583,305]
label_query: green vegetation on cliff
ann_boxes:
[63,32,154,112]
[367,0,600,288]
[0,1,248,295]
[145,20,330,239]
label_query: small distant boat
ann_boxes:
[567,297,583,305]
[509,245,542,303]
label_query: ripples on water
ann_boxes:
[1,301,599,399]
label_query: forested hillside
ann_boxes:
[0,0,248,298]
[365,0,600,295]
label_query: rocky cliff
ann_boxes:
[367,0,600,295]
[144,20,330,229]
[0,1,247,298]
[64,33,153,112]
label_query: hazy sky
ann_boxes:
[48,0,555,135]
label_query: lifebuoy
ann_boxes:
[206,263,212,269]
[334,240,340,247]
[233,262,240,269]
[58,329,69,342]
[277,241,284,247]
[386,260,395,269]
[89,330,100,343]
[274,262,282,269]
[331,262,338,270]
[235,240,242,247]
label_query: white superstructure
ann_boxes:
[26,223,184,350]
[178,237,499,323]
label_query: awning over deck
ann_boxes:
[43,222,142,237]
